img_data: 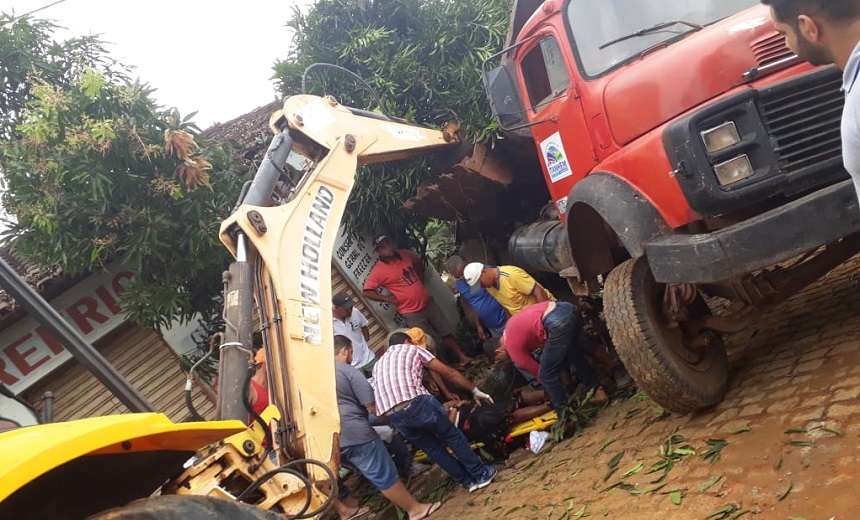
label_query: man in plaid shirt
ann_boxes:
[372,331,498,492]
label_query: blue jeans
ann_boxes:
[540,302,600,409]
[387,395,492,488]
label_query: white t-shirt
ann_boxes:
[841,40,860,205]
[333,308,376,369]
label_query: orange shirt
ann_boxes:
[364,249,430,314]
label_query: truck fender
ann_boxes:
[566,172,671,280]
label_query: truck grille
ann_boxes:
[751,32,793,68]
[758,68,843,174]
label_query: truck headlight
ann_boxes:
[714,154,754,186]
[700,121,740,153]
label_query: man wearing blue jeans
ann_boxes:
[372,332,497,492]
[334,335,441,520]
[501,301,607,409]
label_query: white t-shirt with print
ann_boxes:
[333,308,376,369]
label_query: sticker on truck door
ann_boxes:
[540,131,573,183]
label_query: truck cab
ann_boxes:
[486,0,860,412]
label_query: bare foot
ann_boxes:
[588,386,609,405]
[409,502,442,520]
[340,505,370,520]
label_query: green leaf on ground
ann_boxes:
[822,427,844,437]
[669,490,683,505]
[625,408,643,419]
[504,505,523,516]
[728,425,751,434]
[705,504,740,519]
[700,439,728,465]
[597,438,617,454]
[629,483,667,495]
[607,451,625,469]
[630,390,650,402]
[698,475,722,492]
[572,505,590,518]
[789,441,813,447]
[621,462,644,478]
[774,457,783,471]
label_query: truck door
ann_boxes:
[517,31,595,218]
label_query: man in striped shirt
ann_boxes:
[372,332,498,492]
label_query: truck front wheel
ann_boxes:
[603,257,728,413]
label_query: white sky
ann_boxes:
[5,0,310,129]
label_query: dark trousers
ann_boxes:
[387,395,489,487]
[540,301,600,409]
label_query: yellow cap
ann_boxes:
[406,327,428,349]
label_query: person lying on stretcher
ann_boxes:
[441,387,551,459]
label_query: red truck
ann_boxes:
[484,0,860,412]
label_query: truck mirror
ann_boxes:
[483,64,530,136]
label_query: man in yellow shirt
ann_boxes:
[462,263,555,316]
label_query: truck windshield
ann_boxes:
[566,0,760,77]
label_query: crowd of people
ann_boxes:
[304,234,631,519]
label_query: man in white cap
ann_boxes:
[333,291,377,376]
[462,262,554,316]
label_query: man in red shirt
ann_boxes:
[363,235,474,366]
[500,301,607,410]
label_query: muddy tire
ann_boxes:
[603,257,728,413]
[88,495,285,520]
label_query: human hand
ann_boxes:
[471,387,494,404]
[478,327,490,340]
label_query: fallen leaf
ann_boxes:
[621,462,644,478]
[597,438,617,454]
[822,427,844,437]
[778,481,793,501]
[728,425,751,434]
[790,441,813,447]
[669,489,683,505]
[698,475,722,492]
[607,451,625,469]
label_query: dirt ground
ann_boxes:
[347,255,860,520]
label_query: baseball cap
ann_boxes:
[462,262,484,292]
[372,235,391,250]
[332,291,354,309]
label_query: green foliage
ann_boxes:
[272,0,511,241]
[0,14,247,328]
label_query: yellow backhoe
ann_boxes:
[0,94,460,519]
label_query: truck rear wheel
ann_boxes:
[603,257,728,413]
[88,495,285,520]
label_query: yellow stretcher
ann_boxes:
[413,410,558,462]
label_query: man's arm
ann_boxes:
[363,289,397,305]
[405,250,425,280]
[460,296,489,340]
[426,358,475,393]
[506,342,541,381]
[532,284,550,303]
[355,309,371,341]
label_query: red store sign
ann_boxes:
[0,269,132,394]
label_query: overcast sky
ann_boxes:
[5,0,309,129]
